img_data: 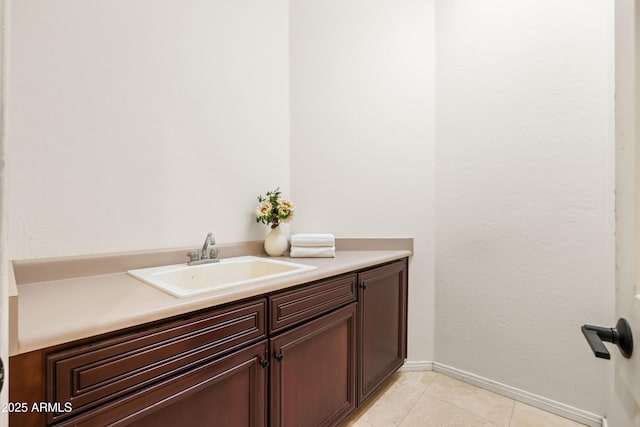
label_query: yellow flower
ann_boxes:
[277,199,295,222]
[255,188,295,227]
[278,199,294,211]
[256,201,272,219]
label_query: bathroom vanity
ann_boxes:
[9,241,410,426]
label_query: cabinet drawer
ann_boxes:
[47,298,266,423]
[269,274,356,333]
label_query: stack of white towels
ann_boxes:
[289,233,336,258]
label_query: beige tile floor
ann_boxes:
[342,371,588,427]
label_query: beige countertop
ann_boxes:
[12,239,412,355]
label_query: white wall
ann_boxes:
[435,0,614,414]
[289,0,436,361]
[7,0,290,258]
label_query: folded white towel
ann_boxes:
[289,246,336,258]
[290,233,335,247]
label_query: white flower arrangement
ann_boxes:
[255,188,295,229]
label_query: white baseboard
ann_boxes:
[398,360,433,371]
[399,361,604,427]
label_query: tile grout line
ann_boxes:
[424,372,516,426]
[424,393,504,425]
[395,371,436,426]
[506,399,516,427]
[396,387,428,426]
[405,372,474,425]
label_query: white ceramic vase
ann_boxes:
[264,226,288,256]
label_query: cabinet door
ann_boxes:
[270,303,357,427]
[56,341,269,427]
[358,259,408,403]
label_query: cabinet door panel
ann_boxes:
[270,303,357,427]
[358,260,407,403]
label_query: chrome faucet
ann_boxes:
[202,232,215,256]
[187,232,220,265]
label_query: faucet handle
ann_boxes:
[209,247,219,259]
[187,250,199,263]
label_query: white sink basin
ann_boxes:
[127,256,317,298]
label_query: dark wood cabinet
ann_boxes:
[10,298,267,427]
[47,299,266,424]
[357,259,408,403]
[57,341,269,427]
[270,303,357,427]
[9,258,408,427]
